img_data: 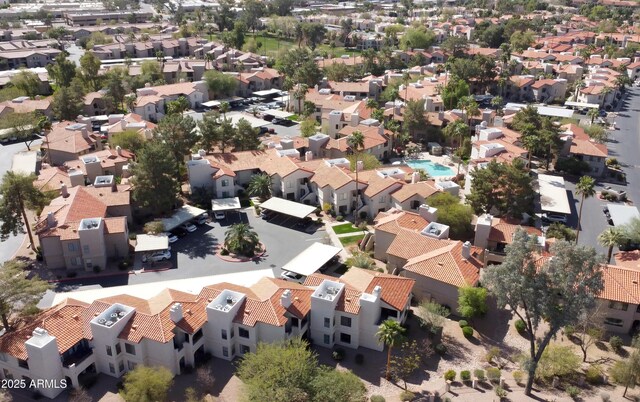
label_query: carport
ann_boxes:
[211,197,242,217]
[135,234,169,253]
[262,109,294,119]
[161,205,207,231]
[607,204,640,227]
[260,197,316,219]
[253,89,281,100]
[537,174,571,215]
[282,242,342,277]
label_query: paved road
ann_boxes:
[65,43,85,66]
[0,141,41,263]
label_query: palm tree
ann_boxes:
[598,227,627,263]
[457,96,478,125]
[366,97,378,113]
[347,131,365,226]
[442,120,468,149]
[292,84,308,114]
[522,134,541,169]
[575,175,596,243]
[224,223,260,257]
[247,173,272,201]
[376,319,406,380]
[600,86,613,108]
[402,71,411,101]
[219,101,230,120]
[587,108,599,124]
[573,79,584,102]
[204,53,213,70]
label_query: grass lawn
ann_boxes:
[339,234,365,246]
[287,114,300,121]
[332,223,364,235]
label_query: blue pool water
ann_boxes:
[406,159,456,177]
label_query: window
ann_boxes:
[86,260,92,269]
[340,316,352,327]
[83,245,90,253]
[109,363,115,374]
[119,361,124,373]
[222,346,229,357]
[221,179,229,187]
[379,195,387,203]
[340,333,351,344]
[238,328,249,338]
[115,343,121,355]
[222,191,230,198]
[68,243,76,252]
[287,181,293,188]
[125,343,136,355]
[324,317,331,328]
[604,317,624,327]
[221,329,228,340]
[230,328,235,338]
[338,193,347,201]
[240,344,250,354]
[106,346,112,356]
[323,334,330,344]
[609,301,629,311]
[127,361,136,371]
[72,257,82,266]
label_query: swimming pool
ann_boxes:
[406,159,456,177]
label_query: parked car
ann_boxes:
[180,222,197,233]
[280,270,305,283]
[214,211,226,220]
[162,232,179,243]
[171,227,187,238]
[541,213,568,224]
[194,214,208,225]
[142,250,171,263]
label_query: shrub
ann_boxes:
[566,385,580,399]
[434,343,447,355]
[336,215,344,222]
[444,369,456,381]
[564,325,575,338]
[495,386,507,398]
[512,370,524,384]
[474,369,485,381]
[458,319,468,328]
[462,326,473,338]
[610,335,624,352]
[370,396,385,402]
[586,366,603,385]
[536,344,581,380]
[128,233,137,240]
[514,319,526,333]
[332,348,345,361]
[359,211,368,220]
[66,271,78,278]
[460,370,471,382]
[355,353,364,365]
[93,266,101,273]
[399,390,415,401]
[485,346,501,364]
[555,157,591,175]
[220,248,229,256]
[486,367,501,383]
[601,392,611,402]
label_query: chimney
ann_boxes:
[418,204,437,222]
[462,241,471,260]
[60,183,68,198]
[411,171,420,183]
[80,127,89,139]
[305,151,313,161]
[438,111,444,121]
[378,125,384,135]
[169,303,183,323]
[198,149,206,157]
[372,285,381,298]
[356,160,364,172]
[280,289,292,308]
[115,145,122,156]
[394,104,401,115]
[120,119,127,130]
[47,211,56,228]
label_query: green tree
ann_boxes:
[441,36,469,57]
[203,70,238,99]
[0,260,51,331]
[510,30,535,52]
[426,192,473,239]
[143,221,165,235]
[609,336,640,397]
[51,82,84,121]
[544,222,575,241]
[572,308,604,362]
[46,26,69,46]
[419,301,450,333]
[535,344,581,380]
[104,68,127,111]
[224,223,260,256]
[376,319,406,380]
[46,53,76,87]
[242,0,265,34]
[0,171,45,247]
[300,118,318,137]
[347,130,365,226]
[484,229,604,396]
[0,112,39,150]
[119,365,173,402]
[587,108,599,125]
[130,142,179,215]
[10,70,40,98]
[598,226,626,263]
[276,48,323,87]
[442,77,469,110]
[466,159,534,219]
[222,21,246,49]
[79,52,103,92]
[346,153,381,171]
[389,340,422,390]
[575,176,596,244]
[400,27,436,50]
[457,286,487,319]
[310,366,366,402]
[153,113,197,176]
[213,0,236,32]
[300,22,326,50]
[233,118,260,151]
[442,120,469,148]
[166,96,190,115]
[247,173,272,201]
[110,129,145,154]
[403,99,427,140]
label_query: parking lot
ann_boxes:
[53,209,327,293]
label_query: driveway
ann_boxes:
[53,209,327,292]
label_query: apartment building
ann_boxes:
[133,81,208,122]
[530,78,568,103]
[559,124,608,176]
[601,253,640,334]
[90,37,204,60]
[35,179,131,270]
[0,272,413,398]
[43,122,103,166]
[0,97,52,118]
[0,48,61,71]
[63,147,135,183]
[63,10,152,26]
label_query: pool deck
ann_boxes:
[392,152,466,178]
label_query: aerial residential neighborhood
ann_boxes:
[1,0,640,401]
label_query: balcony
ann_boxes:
[62,348,93,368]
